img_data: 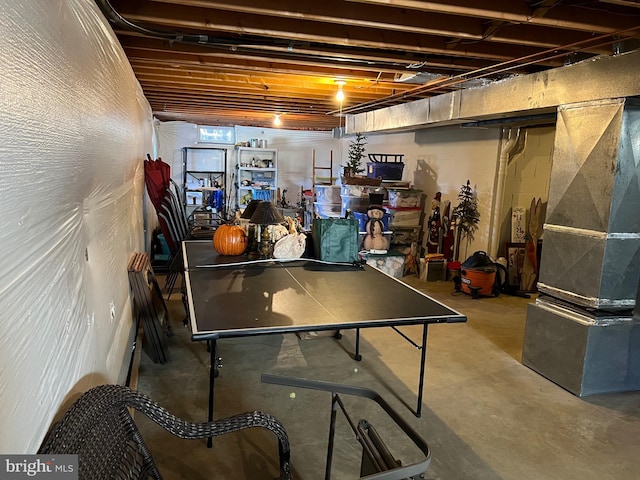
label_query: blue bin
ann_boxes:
[353,211,390,232]
[366,162,404,181]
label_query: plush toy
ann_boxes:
[363,205,389,251]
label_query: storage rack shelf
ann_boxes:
[236,147,278,209]
[182,146,228,229]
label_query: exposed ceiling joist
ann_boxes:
[99,0,640,131]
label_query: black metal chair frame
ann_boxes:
[39,384,291,480]
[262,375,430,480]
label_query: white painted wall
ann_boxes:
[156,122,552,262]
[347,128,502,259]
[235,126,339,206]
[0,0,152,452]
[155,123,339,213]
[498,126,555,253]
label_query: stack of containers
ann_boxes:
[313,185,342,218]
[340,184,385,216]
[386,188,423,231]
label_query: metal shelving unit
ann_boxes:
[182,146,228,228]
[235,147,278,209]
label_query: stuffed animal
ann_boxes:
[363,205,389,251]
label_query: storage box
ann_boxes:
[315,185,342,204]
[341,195,370,215]
[419,258,446,281]
[340,185,384,198]
[360,251,406,278]
[390,228,418,245]
[186,191,203,205]
[366,162,404,181]
[387,189,422,208]
[387,207,422,227]
[314,202,341,218]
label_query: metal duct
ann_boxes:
[523,97,640,396]
[537,98,640,309]
[523,296,639,396]
[346,49,640,134]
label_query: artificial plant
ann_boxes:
[452,180,480,261]
[344,132,367,175]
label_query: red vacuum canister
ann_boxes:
[460,251,498,298]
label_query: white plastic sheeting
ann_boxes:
[0,0,153,452]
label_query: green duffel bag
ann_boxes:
[312,215,359,263]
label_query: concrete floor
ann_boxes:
[135,276,640,479]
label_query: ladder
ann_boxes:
[312,149,334,196]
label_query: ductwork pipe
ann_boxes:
[489,128,525,258]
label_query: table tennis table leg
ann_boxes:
[207,338,218,448]
[415,324,429,418]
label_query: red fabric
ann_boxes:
[144,155,171,211]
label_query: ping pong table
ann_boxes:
[182,240,465,439]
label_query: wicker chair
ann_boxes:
[38,384,291,479]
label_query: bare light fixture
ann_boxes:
[335,80,346,102]
[273,114,281,126]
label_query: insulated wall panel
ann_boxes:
[0,0,152,453]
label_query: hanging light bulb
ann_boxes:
[273,114,281,126]
[335,80,346,102]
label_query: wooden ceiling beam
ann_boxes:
[111,2,557,61]
[345,0,640,33]
[131,64,417,91]
[132,66,422,96]
[139,82,429,109]
[151,109,341,130]
[100,0,640,130]
[117,31,561,78]
[140,0,621,52]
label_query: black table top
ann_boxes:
[183,240,466,341]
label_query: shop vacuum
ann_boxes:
[454,251,521,299]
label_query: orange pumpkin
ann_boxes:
[213,224,247,255]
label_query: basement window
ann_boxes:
[197,125,235,144]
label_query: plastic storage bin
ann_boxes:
[387,207,422,227]
[390,228,418,244]
[366,161,404,181]
[340,184,384,198]
[314,202,341,218]
[341,195,370,215]
[315,185,341,204]
[387,189,422,208]
[359,251,406,278]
